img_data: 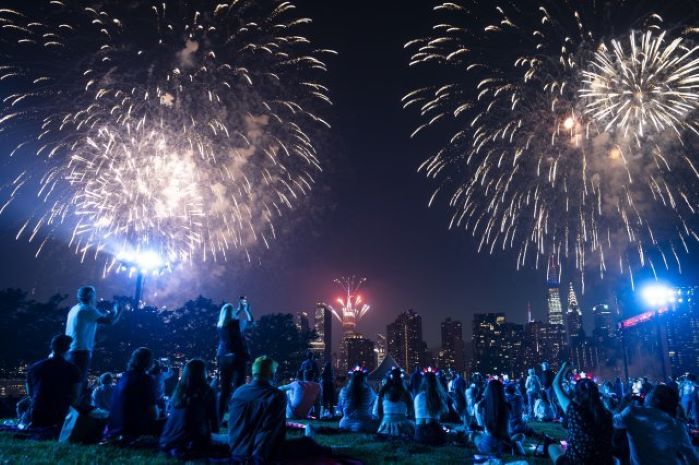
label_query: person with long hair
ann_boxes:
[216,297,253,425]
[414,371,449,445]
[107,347,159,441]
[473,380,524,456]
[548,362,614,465]
[320,362,336,419]
[160,359,220,459]
[338,369,378,433]
[374,367,414,438]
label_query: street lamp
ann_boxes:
[116,250,169,306]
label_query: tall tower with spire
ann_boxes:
[565,282,583,345]
[546,256,564,326]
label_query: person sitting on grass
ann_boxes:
[91,372,115,412]
[320,362,336,419]
[505,382,527,436]
[106,347,160,442]
[279,369,321,420]
[160,359,221,460]
[548,362,614,465]
[473,379,525,456]
[414,371,449,446]
[374,367,414,438]
[25,334,81,433]
[228,356,286,465]
[338,368,378,433]
[614,384,699,465]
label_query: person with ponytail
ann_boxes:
[548,362,614,465]
[374,367,414,438]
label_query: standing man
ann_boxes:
[65,286,122,397]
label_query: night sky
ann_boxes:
[1,1,698,349]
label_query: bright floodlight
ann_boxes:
[117,249,166,273]
[641,283,675,307]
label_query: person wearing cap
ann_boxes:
[25,334,82,431]
[65,286,122,393]
[228,356,286,464]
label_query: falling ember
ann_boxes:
[405,0,699,281]
[0,1,334,270]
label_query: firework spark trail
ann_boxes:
[405,0,699,284]
[0,0,333,270]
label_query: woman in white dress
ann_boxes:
[374,368,414,438]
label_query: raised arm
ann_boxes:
[95,302,122,325]
[552,362,572,413]
[236,299,254,332]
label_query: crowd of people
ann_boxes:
[7,285,699,465]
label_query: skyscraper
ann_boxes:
[439,318,466,372]
[565,282,583,345]
[547,256,564,326]
[387,309,425,372]
[375,333,387,365]
[345,334,376,372]
[592,304,616,342]
[522,320,565,370]
[664,286,699,376]
[471,313,524,377]
[310,303,333,365]
[295,311,310,334]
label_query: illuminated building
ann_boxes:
[375,333,387,365]
[547,256,564,326]
[310,303,333,365]
[387,309,425,372]
[438,317,466,372]
[592,304,616,342]
[566,283,583,345]
[345,334,376,372]
[471,313,524,377]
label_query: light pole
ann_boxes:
[116,250,168,307]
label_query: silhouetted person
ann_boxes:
[216,298,253,425]
[107,347,158,441]
[299,351,320,382]
[26,335,81,431]
[320,362,336,419]
[228,356,286,465]
[160,359,219,459]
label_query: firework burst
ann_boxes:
[581,30,699,140]
[326,276,370,335]
[0,0,333,270]
[405,0,699,285]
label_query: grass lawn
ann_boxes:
[0,421,566,465]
